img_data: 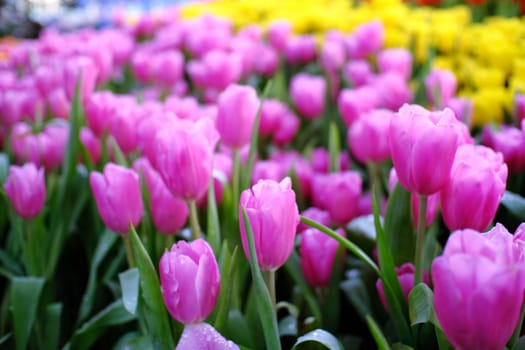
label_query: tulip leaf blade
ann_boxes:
[0,152,9,184]
[366,315,391,350]
[129,225,175,349]
[11,276,46,350]
[207,175,221,255]
[291,329,344,350]
[408,283,434,326]
[501,191,525,220]
[340,273,372,320]
[384,184,415,265]
[119,268,140,315]
[241,206,282,350]
[43,303,62,350]
[511,335,525,350]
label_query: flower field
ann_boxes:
[1,0,525,349]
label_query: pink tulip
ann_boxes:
[425,68,457,108]
[300,228,346,288]
[108,103,140,155]
[345,20,384,59]
[432,226,525,350]
[216,84,259,149]
[440,144,507,231]
[160,239,220,324]
[372,72,413,111]
[516,94,525,123]
[89,163,143,234]
[389,104,459,195]
[47,88,70,120]
[133,158,188,235]
[290,73,326,120]
[310,147,350,173]
[259,99,288,136]
[343,60,373,88]
[39,122,69,171]
[10,122,41,166]
[239,177,299,270]
[272,111,300,147]
[85,91,120,137]
[176,323,239,350]
[297,207,331,234]
[267,20,292,52]
[311,171,362,225]
[270,151,313,198]
[63,55,98,103]
[4,164,46,220]
[320,40,346,74]
[337,87,379,126]
[482,125,525,174]
[376,263,430,311]
[446,97,473,127]
[377,48,412,81]
[284,35,317,65]
[348,109,393,163]
[251,160,284,184]
[79,127,101,165]
[150,117,219,200]
[151,50,185,88]
[252,44,279,77]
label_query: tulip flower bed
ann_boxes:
[2,2,525,350]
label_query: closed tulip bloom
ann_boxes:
[425,68,457,108]
[259,99,288,136]
[290,73,326,120]
[239,177,299,271]
[152,50,184,88]
[89,163,143,234]
[151,117,219,200]
[47,88,70,120]
[252,44,278,77]
[251,160,284,184]
[516,94,525,122]
[133,158,188,235]
[176,323,239,350]
[320,40,346,74]
[372,72,413,111]
[216,84,259,149]
[300,228,345,288]
[85,91,120,137]
[311,171,362,225]
[272,111,300,147]
[310,147,350,173]
[297,207,331,234]
[160,239,220,324]
[338,87,379,126]
[267,20,292,52]
[446,97,473,127]
[482,125,525,174]
[108,104,140,155]
[4,164,46,220]
[64,55,98,103]
[39,122,69,171]
[377,48,412,81]
[440,145,507,231]
[343,60,373,88]
[432,227,525,350]
[10,122,41,166]
[284,35,317,65]
[348,109,393,163]
[347,20,384,59]
[389,104,459,195]
[79,127,102,165]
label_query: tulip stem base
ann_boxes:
[263,269,277,310]
[123,233,136,268]
[414,195,427,285]
[188,200,201,240]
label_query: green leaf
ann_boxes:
[225,310,255,349]
[65,300,136,350]
[323,246,343,332]
[384,184,415,265]
[366,315,391,350]
[0,333,11,346]
[113,332,153,350]
[372,188,413,345]
[119,268,140,315]
[206,176,221,255]
[108,136,129,167]
[11,276,46,350]
[43,303,62,350]
[392,343,414,350]
[328,122,340,172]
[501,191,525,220]
[77,229,118,323]
[408,283,434,326]
[211,242,239,333]
[291,329,344,350]
[0,153,9,183]
[284,252,322,323]
[340,273,372,319]
[129,225,175,349]
[278,315,298,337]
[512,335,525,350]
[241,207,282,350]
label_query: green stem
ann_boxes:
[414,195,428,285]
[232,149,241,221]
[24,219,39,276]
[263,270,277,310]
[511,301,525,347]
[187,200,201,240]
[367,162,383,202]
[164,235,174,251]
[123,233,136,268]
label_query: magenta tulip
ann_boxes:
[297,207,331,234]
[89,163,143,234]
[389,104,459,195]
[343,60,373,88]
[337,87,379,127]
[160,239,220,324]
[272,111,300,147]
[300,228,345,288]
[133,158,188,235]
[377,48,412,81]
[516,94,525,123]
[311,171,362,225]
[348,109,393,163]
[176,323,239,350]
[482,125,525,174]
[267,20,292,52]
[440,144,507,231]
[432,226,525,350]
[216,84,259,149]
[284,35,317,65]
[150,117,219,201]
[290,73,326,120]
[4,164,46,220]
[63,55,98,103]
[239,177,299,271]
[425,68,457,108]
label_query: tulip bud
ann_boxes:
[239,177,299,271]
[297,207,331,234]
[482,125,525,174]
[290,73,326,120]
[268,20,292,52]
[216,84,259,149]
[432,226,525,350]
[89,163,143,234]
[4,164,46,220]
[348,109,393,163]
[377,48,412,81]
[440,144,507,231]
[425,68,457,108]
[389,104,459,195]
[337,87,379,126]
[160,239,220,324]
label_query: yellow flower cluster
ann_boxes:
[181,0,525,126]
